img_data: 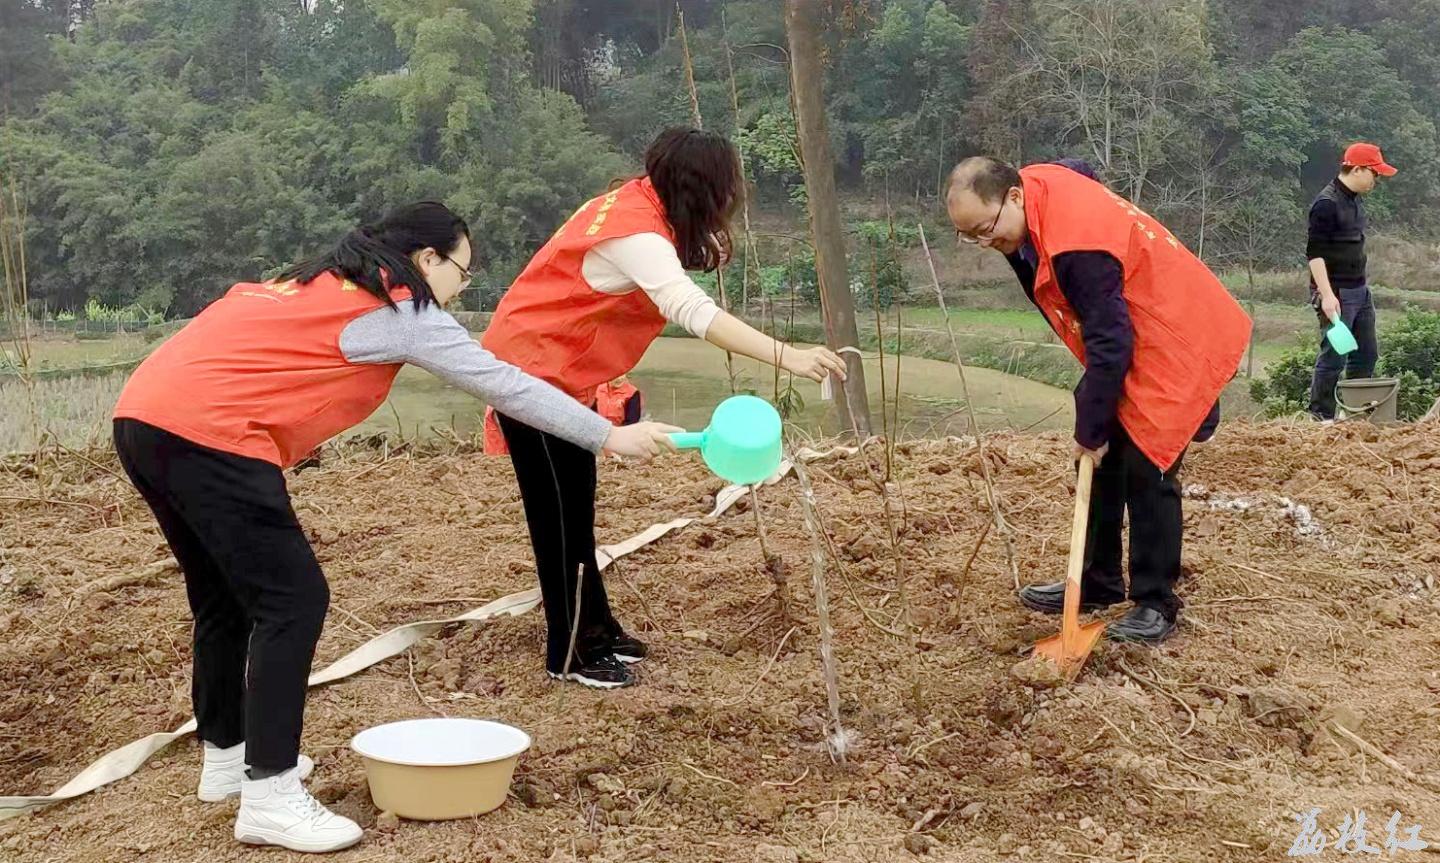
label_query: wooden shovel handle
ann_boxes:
[1061,454,1096,640]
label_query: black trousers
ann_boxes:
[1308,284,1379,419]
[496,413,620,671]
[113,419,328,772]
[1080,424,1185,620]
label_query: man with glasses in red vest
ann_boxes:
[944,156,1251,643]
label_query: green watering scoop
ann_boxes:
[1326,314,1358,356]
[669,395,783,485]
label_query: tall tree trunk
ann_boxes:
[784,0,871,437]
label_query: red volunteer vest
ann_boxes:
[114,273,407,468]
[1021,164,1252,471]
[480,177,675,454]
[595,379,640,420]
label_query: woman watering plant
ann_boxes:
[482,127,847,690]
[111,201,680,853]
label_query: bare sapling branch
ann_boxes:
[790,452,850,763]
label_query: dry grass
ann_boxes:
[0,374,125,453]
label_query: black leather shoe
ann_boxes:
[1105,605,1177,644]
[606,630,648,665]
[1017,581,1123,615]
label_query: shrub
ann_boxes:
[1378,309,1440,383]
[1254,310,1440,420]
[1378,310,1440,420]
[1251,344,1318,418]
[1393,370,1439,421]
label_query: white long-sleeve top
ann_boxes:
[581,232,722,337]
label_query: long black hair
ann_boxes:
[275,201,469,310]
[643,127,742,272]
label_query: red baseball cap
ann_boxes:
[1342,142,1397,176]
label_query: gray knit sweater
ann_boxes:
[339,303,611,454]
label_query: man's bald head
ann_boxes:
[944,156,1028,255]
[946,156,1021,205]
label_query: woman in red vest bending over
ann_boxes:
[112,202,678,853]
[483,127,847,690]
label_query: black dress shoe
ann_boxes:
[1017,581,1123,615]
[1105,605,1177,644]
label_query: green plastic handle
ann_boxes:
[669,431,706,450]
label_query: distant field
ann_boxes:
[3,332,154,373]
[0,295,1343,453]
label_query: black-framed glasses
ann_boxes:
[957,196,1009,245]
[442,254,473,288]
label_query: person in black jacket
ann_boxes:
[1306,142,1396,420]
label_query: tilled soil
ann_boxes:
[1,421,1438,862]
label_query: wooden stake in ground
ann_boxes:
[917,223,1021,590]
[790,454,849,763]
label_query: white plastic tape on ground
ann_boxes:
[0,445,857,820]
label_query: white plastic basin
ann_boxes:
[350,718,532,820]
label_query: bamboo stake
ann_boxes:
[721,8,761,315]
[676,4,737,393]
[917,223,1021,589]
[676,4,702,129]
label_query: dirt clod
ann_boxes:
[1010,655,1065,689]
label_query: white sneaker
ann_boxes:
[234,767,363,853]
[197,742,315,802]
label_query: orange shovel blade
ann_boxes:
[1031,453,1104,680]
[1032,619,1106,680]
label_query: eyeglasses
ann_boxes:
[442,254,473,289]
[957,195,1009,245]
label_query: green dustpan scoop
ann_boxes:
[669,395,783,485]
[1326,315,1358,355]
